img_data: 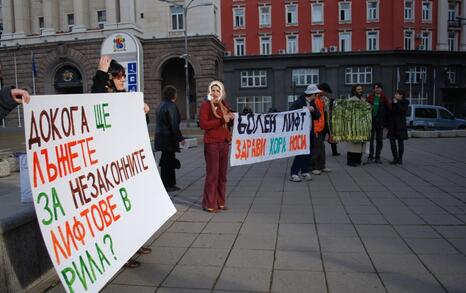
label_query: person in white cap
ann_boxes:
[288,84,321,182]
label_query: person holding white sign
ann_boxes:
[289,84,321,182]
[199,81,235,213]
[91,55,151,268]
[0,87,30,120]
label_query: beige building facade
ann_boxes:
[0,0,223,125]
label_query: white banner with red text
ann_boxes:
[23,92,176,293]
[230,109,311,166]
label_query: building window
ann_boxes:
[286,35,298,53]
[367,31,378,51]
[422,1,432,21]
[240,70,267,88]
[405,66,427,84]
[286,4,298,25]
[260,36,271,55]
[234,38,245,56]
[312,34,324,53]
[448,3,457,21]
[234,7,245,28]
[38,17,45,29]
[339,32,351,52]
[420,31,431,50]
[367,1,378,21]
[404,30,414,50]
[448,31,458,51]
[237,96,272,113]
[339,2,351,22]
[404,0,414,21]
[97,10,106,29]
[259,6,271,27]
[345,67,373,84]
[67,14,74,32]
[446,68,456,84]
[0,22,3,39]
[292,68,319,86]
[287,95,299,110]
[311,3,323,24]
[171,6,184,30]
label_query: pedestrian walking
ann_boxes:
[387,89,409,165]
[199,80,235,213]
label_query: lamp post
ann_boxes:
[159,0,213,127]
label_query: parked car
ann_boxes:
[406,104,466,130]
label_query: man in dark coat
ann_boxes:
[387,89,409,165]
[154,85,185,191]
[366,82,391,164]
[0,87,30,120]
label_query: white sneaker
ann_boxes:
[322,168,332,173]
[312,170,322,175]
[301,173,312,181]
[289,174,302,182]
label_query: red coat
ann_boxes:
[199,100,232,144]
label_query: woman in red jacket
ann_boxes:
[199,81,235,212]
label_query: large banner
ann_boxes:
[230,109,311,166]
[23,92,176,293]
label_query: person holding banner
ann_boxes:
[289,84,321,182]
[0,87,30,120]
[154,85,185,191]
[92,55,151,268]
[199,80,235,212]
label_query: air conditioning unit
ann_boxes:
[415,33,423,39]
[320,47,328,53]
[278,49,286,54]
[224,51,231,56]
[329,45,338,52]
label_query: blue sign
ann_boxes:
[127,63,137,74]
[128,84,138,92]
[128,74,137,84]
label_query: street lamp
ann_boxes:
[159,0,213,127]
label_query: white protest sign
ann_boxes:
[230,109,311,166]
[23,92,176,293]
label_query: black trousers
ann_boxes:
[311,132,326,170]
[330,142,338,155]
[369,125,384,159]
[160,151,177,187]
[390,139,404,160]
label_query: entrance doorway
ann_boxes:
[54,65,83,94]
[161,58,195,120]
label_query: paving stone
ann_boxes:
[394,225,441,239]
[191,233,237,249]
[157,288,210,293]
[419,254,466,275]
[101,284,157,293]
[275,250,323,273]
[234,233,277,250]
[379,272,445,293]
[271,270,326,293]
[316,224,358,238]
[349,214,388,224]
[356,225,399,238]
[202,222,242,234]
[326,272,385,293]
[449,238,466,254]
[166,222,206,233]
[239,223,278,235]
[322,252,374,273]
[315,210,351,224]
[435,226,466,238]
[244,212,280,223]
[178,211,215,222]
[419,214,464,225]
[279,212,315,223]
[320,236,366,253]
[279,223,317,236]
[215,267,271,292]
[370,254,430,274]
[344,205,380,214]
[153,233,198,247]
[179,248,229,266]
[362,237,411,254]
[277,233,319,251]
[162,265,222,289]
[112,264,172,287]
[210,212,248,223]
[435,274,466,293]
[139,247,187,265]
[405,238,460,254]
[226,249,274,269]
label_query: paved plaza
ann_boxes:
[2,134,466,293]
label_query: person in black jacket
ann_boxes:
[0,87,30,120]
[91,56,151,268]
[387,89,409,165]
[289,84,321,182]
[154,85,185,191]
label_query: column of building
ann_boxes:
[72,0,90,32]
[13,0,31,38]
[461,0,466,51]
[436,0,449,50]
[1,0,14,39]
[105,0,119,29]
[119,0,136,24]
[42,0,60,35]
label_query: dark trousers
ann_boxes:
[369,125,384,159]
[291,153,311,176]
[390,139,404,160]
[160,151,177,187]
[330,142,338,155]
[311,132,326,170]
[203,142,229,210]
